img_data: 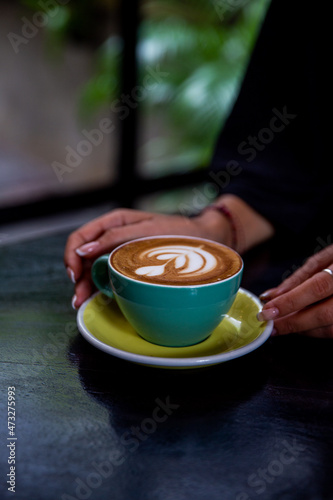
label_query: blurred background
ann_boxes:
[0,0,270,240]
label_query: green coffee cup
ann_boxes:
[92,236,243,347]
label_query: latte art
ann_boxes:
[111,236,242,286]
[135,245,217,278]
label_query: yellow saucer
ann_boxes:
[77,288,273,368]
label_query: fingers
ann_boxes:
[64,208,184,309]
[71,211,194,263]
[258,259,333,338]
[260,245,333,301]
[64,209,154,281]
[75,212,156,259]
[64,230,87,284]
[271,294,333,337]
[72,278,95,309]
[258,267,333,321]
[258,245,333,337]
[71,263,95,309]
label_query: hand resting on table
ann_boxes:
[258,244,333,338]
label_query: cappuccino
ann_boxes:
[111,236,242,286]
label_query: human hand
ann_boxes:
[64,207,231,308]
[258,244,333,338]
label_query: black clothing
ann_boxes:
[209,0,332,248]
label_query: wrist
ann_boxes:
[194,208,234,247]
[204,194,275,253]
[204,203,239,250]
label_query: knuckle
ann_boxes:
[310,246,333,271]
[113,208,126,216]
[312,275,332,299]
[65,232,77,246]
[316,245,333,263]
[281,317,298,335]
[315,305,333,326]
[302,256,318,276]
[282,294,297,313]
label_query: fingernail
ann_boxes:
[259,289,274,302]
[76,241,100,256]
[257,307,280,321]
[71,295,78,310]
[66,267,76,284]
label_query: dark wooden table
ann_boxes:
[1,229,333,500]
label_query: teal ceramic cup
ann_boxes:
[91,236,243,347]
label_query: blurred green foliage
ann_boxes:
[136,0,271,175]
[19,0,270,176]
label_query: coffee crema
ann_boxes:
[111,237,242,286]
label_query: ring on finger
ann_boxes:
[322,268,333,277]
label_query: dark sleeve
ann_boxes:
[209,0,332,239]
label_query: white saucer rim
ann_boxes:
[76,288,273,368]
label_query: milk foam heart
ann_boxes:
[135,245,217,278]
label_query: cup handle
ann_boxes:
[91,255,114,298]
